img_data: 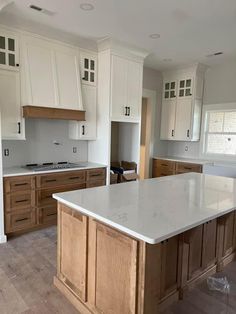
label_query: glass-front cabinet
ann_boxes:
[0,30,19,71]
[178,78,193,97]
[163,80,177,99]
[80,51,97,86]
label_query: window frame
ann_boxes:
[200,103,236,161]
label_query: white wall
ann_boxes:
[2,119,88,168]
[142,67,168,157]
[166,59,236,158]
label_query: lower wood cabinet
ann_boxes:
[88,220,138,314]
[182,219,217,285]
[152,158,202,178]
[4,167,106,236]
[160,236,180,300]
[58,204,88,302]
[55,204,236,314]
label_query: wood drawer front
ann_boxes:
[5,209,36,234]
[37,183,86,207]
[176,162,202,174]
[39,206,57,225]
[86,168,106,182]
[5,191,35,212]
[153,168,174,178]
[153,159,176,171]
[36,171,86,189]
[86,180,106,188]
[4,176,35,193]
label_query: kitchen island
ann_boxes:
[53,173,236,314]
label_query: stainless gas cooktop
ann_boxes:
[24,162,84,172]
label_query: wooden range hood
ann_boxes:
[23,106,85,121]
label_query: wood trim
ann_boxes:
[23,105,85,121]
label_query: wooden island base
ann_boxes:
[55,203,236,314]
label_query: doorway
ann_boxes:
[139,97,152,180]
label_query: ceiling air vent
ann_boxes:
[29,4,55,16]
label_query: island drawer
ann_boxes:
[37,183,86,207]
[4,176,35,193]
[86,168,106,182]
[5,190,35,213]
[36,170,86,188]
[5,209,36,233]
[176,162,202,174]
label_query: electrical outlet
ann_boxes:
[4,149,9,156]
[73,147,77,153]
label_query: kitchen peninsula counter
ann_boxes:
[53,173,236,314]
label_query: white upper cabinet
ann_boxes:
[69,85,97,140]
[160,99,176,140]
[0,70,25,140]
[160,65,206,141]
[111,55,143,122]
[0,29,19,71]
[55,45,83,110]
[21,35,83,110]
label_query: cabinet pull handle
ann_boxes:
[171,130,174,137]
[18,122,21,134]
[15,199,28,203]
[15,217,28,223]
[184,167,192,170]
[45,179,57,183]
[187,129,190,138]
[161,173,167,176]
[161,164,168,167]
[125,107,128,116]
[46,213,56,217]
[15,183,27,187]
[128,107,131,116]
[69,176,81,180]
[90,173,101,177]
[82,125,85,135]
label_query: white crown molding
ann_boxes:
[97,37,149,62]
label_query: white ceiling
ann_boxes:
[1,0,236,70]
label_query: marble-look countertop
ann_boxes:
[53,173,236,244]
[3,162,107,177]
[153,156,213,165]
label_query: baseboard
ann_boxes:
[0,234,7,243]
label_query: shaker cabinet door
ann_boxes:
[160,99,176,140]
[0,70,24,139]
[174,98,192,141]
[111,55,127,120]
[126,60,142,120]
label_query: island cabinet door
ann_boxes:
[217,212,236,264]
[87,219,138,314]
[58,204,88,302]
[160,235,181,300]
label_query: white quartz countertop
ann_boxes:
[3,162,107,177]
[153,156,213,165]
[53,173,236,244]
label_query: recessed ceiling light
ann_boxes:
[149,33,160,39]
[80,3,94,11]
[163,58,172,62]
[206,51,223,58]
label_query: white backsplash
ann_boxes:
[2,119,88,168]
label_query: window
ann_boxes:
[203,105,236,158]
